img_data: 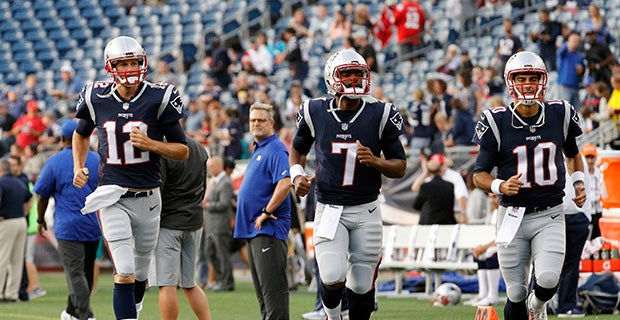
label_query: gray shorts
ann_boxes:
[149,227,201,288]
[25,234,36,263]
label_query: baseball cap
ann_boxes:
[61,119,78,138]
[429,154,445,165]
[27,100,39,111]
[60,65,74,73]
[584,76,594,87]
[581,143,597,157]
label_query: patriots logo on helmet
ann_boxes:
[475,121,489,140]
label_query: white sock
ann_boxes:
[486,269,501,302]
[476,270,488,299]
[323,302,341,320]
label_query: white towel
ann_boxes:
[81,185,128,214]
[495,206,525,247]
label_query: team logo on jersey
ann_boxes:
[390,112,403,131]
[123,102,129,110]
[341,123,349,131]
[170,96,183,114]
[295,111,303,129]
[571,111,580,125]
[475,121,489,140]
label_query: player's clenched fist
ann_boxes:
[293,175,315,197]
[356,140,376,167]
[73,167,89,188]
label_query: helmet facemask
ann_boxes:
[330,64,371,99]
[105,56,148,86]
[506,70,547,106]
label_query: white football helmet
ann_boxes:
[504,51,547,106]
[433,283,462,307]
[324,49,370,99]
[104,36,148,86]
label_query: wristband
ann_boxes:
[571,171,585,184]
[290,164,307,185]
[491,179,504,196]
[262,207,274,216]
[37,220,45,224]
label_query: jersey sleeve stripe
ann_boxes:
[157,85,174,119]
[303,100,315,138]
[563,101,570,141]
[483,109,502,151]
[84,83,96,122]
[379,102,391,140]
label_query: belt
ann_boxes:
[524,201,561,214]
[120,189,154,198]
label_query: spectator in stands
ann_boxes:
[528,9,562,72]
[328,10,352,48]
[413,155,456,225]
[436,44,462,76]
[407,88,433,153]
[184,100,207,136]
[493,18,523,75]
[584,4,613,44]
[483,66,504,97]
[34,119,100,320]
[278,28,309,87]
[557,33,585,110]
[390,0,428,61]
[0,102,17,156]
[209,108,244,160]
[207,38,233,90]
[353,31,378,74]
[48,65,84,117]
[351,4,374,41]
[447,97,476,147]
[445,0,477,36]
[3,86,26,119]
[308,4,332,39]
[584,28,616,86]
[37,111,61,150]
[199,76,222,103]
[608,73,620,131]
[342,1,355,21]
[247,36,274,75]
[152,60,179,86]
[0,158,31,303]
[22,74,46,106]
[11,101,45,150]
[580,76,601,133]
[581,143,603,239]
[454,68,483,119]
[463,192,500,307]
[289,8,311,39]
[430,78,453,118]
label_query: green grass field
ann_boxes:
[0,271,617,320]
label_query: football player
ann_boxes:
[471,51,586,320]
[290,49,407,320]
[72,36,189,320]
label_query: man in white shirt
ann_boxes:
[582,143,603,239]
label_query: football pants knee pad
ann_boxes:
[108,239,135,277]
[134,249,152,281]
[506,284,528,303]
[536,270,560,291]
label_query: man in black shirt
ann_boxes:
[150,136,212,320]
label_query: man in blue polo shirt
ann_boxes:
[235,103,291,320]
[34,119,100,320]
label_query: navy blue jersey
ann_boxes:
[472,100,582,208]
[293,97,406,205]
[75,81,185,188]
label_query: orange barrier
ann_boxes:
[474,306,499,320]
[304,221,314,259]
[599,150,620,209]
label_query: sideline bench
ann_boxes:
[380,224,496,296]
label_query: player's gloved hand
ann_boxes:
[73,167,89,188]
[293,175,315,197]
[572,181,587,208]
